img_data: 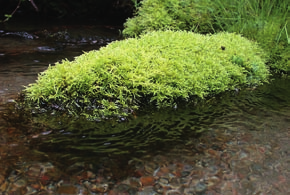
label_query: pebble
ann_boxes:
[140,176,155,186]
[57,184,78,194]
[0,120,289,195]
[89,183,108,193]
[195,181,207,192]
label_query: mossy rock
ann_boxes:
[22,31,269,120]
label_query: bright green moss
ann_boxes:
[23,31,269,120]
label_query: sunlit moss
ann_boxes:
[23,31,269,120]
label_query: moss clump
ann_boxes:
[23,31,269,120]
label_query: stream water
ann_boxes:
[0,22,289,195]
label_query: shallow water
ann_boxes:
[0,23,289,194]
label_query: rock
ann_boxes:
[195,181,207,192]
[129,177,142,188]
[137,186,155,195]
[166,189,182,195]
[184,187,195,195]
[114,183,131,192]
[158,177,169,187]
[140,176,155,186]
[153,183,164,194]
[144,162,159,175]
[89,183,108,193]
[57,184,78,194]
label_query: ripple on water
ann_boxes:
[1,24,290,194]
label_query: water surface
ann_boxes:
[0,23,289,194]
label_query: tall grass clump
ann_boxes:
[123,0,289,72]
[213,0,289,72]
[23,31,269,120]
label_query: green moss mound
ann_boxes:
[23,31,269,120]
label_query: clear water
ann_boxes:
[28,76,290,156]
[0,23,289,194]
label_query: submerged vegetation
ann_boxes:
[23,31,269,120]
[123,0,289,72]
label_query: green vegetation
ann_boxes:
[23,31,269,120]
[123,0,290,72]
[123,0,215,36]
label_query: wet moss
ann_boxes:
[22,31,269,120]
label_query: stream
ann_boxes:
[0,21,289,195]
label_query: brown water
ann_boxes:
[0,23,289,194]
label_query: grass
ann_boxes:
[214,0,290,72]
[123,0,290,72]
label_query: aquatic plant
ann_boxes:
[23,31,269,120]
